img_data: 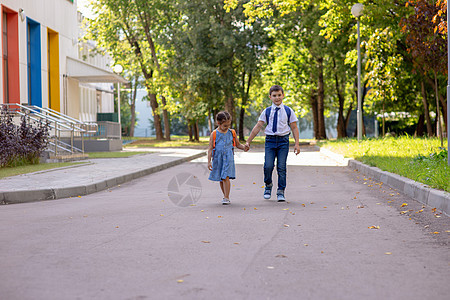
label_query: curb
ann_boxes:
[320,147,450,217]
[0,151,206,205]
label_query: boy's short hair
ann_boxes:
[269,85,284,95]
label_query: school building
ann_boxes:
[0,0,125,125]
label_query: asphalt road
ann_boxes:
[1,149,449,300]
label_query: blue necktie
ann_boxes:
[272,107,280,133]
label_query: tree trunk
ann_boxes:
[309,89,319,139]
[433,70,443,147]
[421,80,434,136]
[317,57,327,140]
[334,60,346,139]
[239,72,252,142]
[188,121,193,141]
[161,96,170,141]
[415,113,425,137]
[344,102,353,130]
[148,93,164,140]
[426,75,447,135]
[194,120,199,142]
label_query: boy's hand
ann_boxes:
[208,161,213,171]
[294,145,300,155]
[244,143,250,152]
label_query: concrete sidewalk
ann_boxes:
[0,148,206,204]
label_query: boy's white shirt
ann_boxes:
[258,103,298,136]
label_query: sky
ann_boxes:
[77,0,96,19]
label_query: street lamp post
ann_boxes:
[352,3,364,142]
[113,64,123,138]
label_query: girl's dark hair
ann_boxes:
[269,85,284,95]
[216,111,232,124]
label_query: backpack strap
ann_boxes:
[266,105,292,126]
[230,129,236,148]
[265,107,271,124]
[212,130,217,156]
[284,105,291,125]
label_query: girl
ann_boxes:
[208,111,248,205]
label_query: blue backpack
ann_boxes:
[265,105,292,126]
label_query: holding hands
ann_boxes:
[244,142,250,152]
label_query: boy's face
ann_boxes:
[270,90,284,106]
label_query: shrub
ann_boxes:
[0,106,50,168]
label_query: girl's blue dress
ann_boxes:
[209,130,236,181]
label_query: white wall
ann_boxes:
[0,0,78,113]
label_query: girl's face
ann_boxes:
[218,119,231,131]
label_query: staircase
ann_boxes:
[1,103,97,161]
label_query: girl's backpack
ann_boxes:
[212,129,237,156]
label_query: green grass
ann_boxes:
[0,162,88,179]
[87,151,150,158]
[318,136,450,192]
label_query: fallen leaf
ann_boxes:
[218,216,222,218]
[177,280,184,283]
[357,205,365,209]
[276,254,287,258]
[115,226,119,228]
[368,226,380,229]
[401,203,408,207]
[302,204,306,207]
[267,266,275,269]
[77,196,82,198]
[253,182,256,184]
[160,214,164,216]
[282,208,289,211]
[432,232,440,234]
[385,252,392,255]
[284,224,290,227]
[254,208,258,210]
[435,215,442,218]
[323,206,327,208]
[201,210,204,212]
[445,230,450,233]
[201,241,210,243]
[234,242,240,245]
[432,208,437,213]
[304,244,308,246]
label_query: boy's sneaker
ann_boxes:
[277,191,286,202]
[222,198,231,205]
[264,184,273,199]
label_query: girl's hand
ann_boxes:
[208,161,213,171]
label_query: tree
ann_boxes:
[85,0,173,140]
[401,0,448,144]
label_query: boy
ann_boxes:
[245,85,300,202]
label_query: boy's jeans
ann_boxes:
[264,134,289,193]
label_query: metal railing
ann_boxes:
[0,103,96,156]
[95,121,121,139]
